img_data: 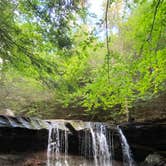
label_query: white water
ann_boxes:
[47,121,135,166]
[117,126,135,166]
[47,122,69,166]
[87,122,112,166]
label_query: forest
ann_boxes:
[0,0,166,122]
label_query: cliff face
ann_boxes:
[132,92,166,122]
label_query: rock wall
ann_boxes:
[0,115,49,153]
[132,92,166,121]
[0,127,48,153]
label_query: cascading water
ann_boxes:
[46,121,135,166]
[117,126,135,166]
[47,122,69,166]
[80,122,113,166]
[88,122,112,166]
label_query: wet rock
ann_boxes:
[23,159,46,166]
[140,153,166,166]
[118,120,166,162]
[0,115,49,129]
[0,152,47,166]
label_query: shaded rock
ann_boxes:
[0,115,49,153]
[0,127,48,153]
[140,153,166,166]
[118,120,166,161]
[65,122,78,136]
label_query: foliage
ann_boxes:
[18,0,87,49]
[77,0,166,120]
[0,0,165,121]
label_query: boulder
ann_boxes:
[140,153,166,166]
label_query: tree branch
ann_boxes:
[147,0,161,42]
[105,0,111,82]
[139,0,162,56]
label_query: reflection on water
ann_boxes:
[48,153,93,166]
[0,152,123,166]
[47,153,123,166]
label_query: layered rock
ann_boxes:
[0,115,49,152]
[0,115,165,164]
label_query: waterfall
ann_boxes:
[117,126,135,166]
[80,122,113,166]
[46,121,136,166]
[47,122,69,166]
[90,122,112,166]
